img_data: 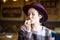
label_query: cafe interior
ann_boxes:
[0,0,60,40]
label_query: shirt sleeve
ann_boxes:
[18,25,32,40]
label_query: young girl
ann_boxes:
[18,2,52,40]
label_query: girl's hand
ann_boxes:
[24,20,31,32]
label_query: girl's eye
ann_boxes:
[28,12,35,16]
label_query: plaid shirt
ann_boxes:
[18,25,52,40]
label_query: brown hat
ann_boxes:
[23,2,48,23]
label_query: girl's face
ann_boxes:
[28,8,42,24]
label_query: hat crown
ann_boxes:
[31,2,45,10]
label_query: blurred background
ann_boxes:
[0,0,60,40]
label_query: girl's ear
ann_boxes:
[38,15,42,19]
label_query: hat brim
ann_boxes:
[23,5,48,23]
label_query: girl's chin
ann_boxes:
[30,20,36,24]
[31,22,35,24]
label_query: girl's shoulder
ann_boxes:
[42,26,51,31]
[42,26,52,34]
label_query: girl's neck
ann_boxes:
[31,22,42,29]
